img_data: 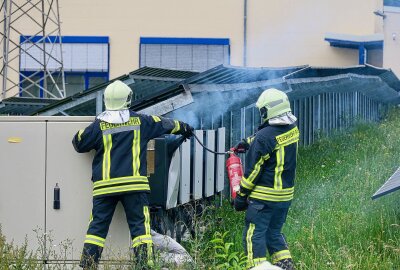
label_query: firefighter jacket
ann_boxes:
[72,111,187,198]
[240,122,299,203]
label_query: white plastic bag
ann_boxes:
[151,230,193,265]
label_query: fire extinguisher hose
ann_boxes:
[192,132,231,155]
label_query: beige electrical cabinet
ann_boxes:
[0,120,46,253]
[0,117,130,263]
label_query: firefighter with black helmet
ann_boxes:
[234,88,299,270]
[72,80,194,269]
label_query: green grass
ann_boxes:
[287,111,400,269]
[194,109,400,269]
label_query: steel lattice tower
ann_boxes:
[0,0,65,101]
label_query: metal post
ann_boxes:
[339,92,342,128]
[354,91,357,121]
[308,97,312,145]
[251,106,255,134]
[55,0,65,98]
[96,91,103,114]
[318,95,321,132]
[304,97,308,145]
[330,93,333,131]
[240,107,245,140]
[359,45,366,65]
[41,0,47,97]
[230,111,233,148]
[298,99,304,145]
[1,0,11,101]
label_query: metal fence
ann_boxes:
[291,91,386,145]
[194,91,390,149]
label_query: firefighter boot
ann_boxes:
[274,258,296,270]
[80,244,102,270]
[80,256,98,270]
[132,244,154,269]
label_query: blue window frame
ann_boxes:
[140,37,230,45]
[19,36,109,98]
[139,37,230,72]
[384,0,400,7]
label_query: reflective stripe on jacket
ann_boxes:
[72,111,184,197]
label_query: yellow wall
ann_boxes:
[247,0,379,67]
[57,0,380,77]
[59,0,243,78]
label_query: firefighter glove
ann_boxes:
[234,139,250,153]
[234,193,248,211]
[180,122,194,138]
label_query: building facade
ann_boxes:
[4,0,400,99]
[383,2,400,73]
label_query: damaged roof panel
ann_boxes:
[131,66,198,80]
[283,65,400,93]
[13,64,400,117]
[0,97,56,115]
[29,67,196,116]
[187,65,307,84]
[284,65,389,79]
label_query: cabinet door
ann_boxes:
[46,122,130,261]
[0,122,46,252]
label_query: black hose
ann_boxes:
[192,132,230,155]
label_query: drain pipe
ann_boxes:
[243,0,248,67]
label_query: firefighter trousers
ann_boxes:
[243,199,292,268]
[80,192,153,268]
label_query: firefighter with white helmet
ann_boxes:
[233,88,299,270]
[72,80,194,269]
[103,80,133,110]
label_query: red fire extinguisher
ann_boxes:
[226,148,244,199]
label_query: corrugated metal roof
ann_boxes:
[0,97,56,115]
[28,64,400,117]
[31,67,197,116]
[164,65,400,120]
[130,66,198,80]
[30,74,129,115]
[288,76,400,104]
[284,65,386,79]
[131,65,305,113]
[186,65,306,84]
[284,65,400,92]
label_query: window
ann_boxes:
[20,74,41,98]
[19,36,109,98]
[140,37,230,72]
[65,75,85,97]
[88,76,107,89]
